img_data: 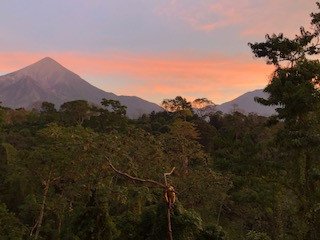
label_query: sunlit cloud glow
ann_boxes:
[0,0,316,105]
[157,0,315,36]
[0,51,273,104]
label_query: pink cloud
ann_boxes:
[157,0,246,32]
[157,0,316,35]
[0,51,273,104]
[241,0,316,37]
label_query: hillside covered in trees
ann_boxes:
[0,91,318,240]
[2,2,320,240]
[0,97,282,240]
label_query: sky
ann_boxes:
[0,0,317,104]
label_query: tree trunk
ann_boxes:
[167,206,173,240]
[274,191,284,240]
[34,178,50,239]
[182,158,189,175]
[57,214,62,239]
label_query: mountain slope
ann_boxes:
[0,57,162,118]
[216,89,276,116]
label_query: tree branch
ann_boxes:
[108,161,165,188]
[164,167,176,186]
[108,160,176,240]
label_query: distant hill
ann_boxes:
[216,89,277,116]
[0,57,162,118]
[0,57,278,117]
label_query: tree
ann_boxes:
[162,96,193,113]
[192,98,216,118]
[0,203,26,239]
[109,162,176,240]
[136,202,227,240]
[0,103,4,130]
[40,102,58,124]
[86,99,128,133]
[18,124,100,239]
[101,98,127,116]
[72,189,119,240]
[161,119,205,176]
[40,102,56,114]
[249,4,320,122]
[249,2,320,239]
[60,100,91,125]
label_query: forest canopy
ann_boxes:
[1,2,320,240]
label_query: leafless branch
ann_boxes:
[164,167,175,186]
[108,161,165,188]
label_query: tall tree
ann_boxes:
[87,99,128,133]
[60,100,92,125]
[192,98,216,118]
[249,3,320,239]
[18,124,100,239]
[162,96,193,113]
[101,98,127,116]
[40,101,58,124]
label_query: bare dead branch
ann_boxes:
[107,159,176,240]
[108,161,165,188]
[164,167,176,186]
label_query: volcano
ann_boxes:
[0,57,162,118]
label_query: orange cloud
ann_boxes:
[0,51,273,104]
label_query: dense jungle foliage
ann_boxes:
[0,97,277,240]
[2,2,320,240]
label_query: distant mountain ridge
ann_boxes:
[0,57,276,117]
[0,57,162,118]
[216,89,276,116]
